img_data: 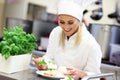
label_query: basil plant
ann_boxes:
[0,26,37,59]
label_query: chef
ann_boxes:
[33,0,102,79]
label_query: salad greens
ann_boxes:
[37,60,47,65]
[0,26,37,59]
[37,60,57,71]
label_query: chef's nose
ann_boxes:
[64,25,70,30]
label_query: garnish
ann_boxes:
[67,76,72,80]
[37,61,47,65]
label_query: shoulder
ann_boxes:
[51,26,62,34]
[49,26,62,38]
[85,34,100,49]
[85,35,102,56]
[81,27,101,51]
[81,25,99,47]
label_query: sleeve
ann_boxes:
[83,43,102,75]
[43,27,59,61]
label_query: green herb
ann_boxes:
[47,68,55,71]
[37,61,47,65]
[67,76,72,80]
[0,26,37,59]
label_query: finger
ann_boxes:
[65,70,75,76]
[32,57,37,63]
[38,57,45,61]
[32,57,35,61]
[66,67,74,70]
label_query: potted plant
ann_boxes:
[0,26,37,73]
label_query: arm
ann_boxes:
[32,27,59,70]
[65,43,102,79]
[43,27,60,60]
[83,44,102,75]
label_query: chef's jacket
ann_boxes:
[44,24,102,75]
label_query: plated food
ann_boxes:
[34,59,73,80]
[36,70,65,79]
[36,61,66,79]
[43,70,57,77]
[32,58,57,70]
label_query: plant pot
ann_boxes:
[0,54,32,74]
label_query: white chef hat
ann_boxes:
[57,0,93,22]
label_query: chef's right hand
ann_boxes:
[32,57,48,70]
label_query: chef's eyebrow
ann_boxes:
[68,20,74,22]
[59,19,74,22]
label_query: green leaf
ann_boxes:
[4,52,11,60]
[37,61,47,65]
[67,76,72,80]
[0,26,37,60]
[1,45,11,54]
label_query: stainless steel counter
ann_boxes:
[1,50,119,80]
[0,63,119,80]
[0,68,59,80]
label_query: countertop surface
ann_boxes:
[0,64,120,80]
[0,53,120,80]
[0,67,60,80]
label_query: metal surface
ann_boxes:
[82,73,116,80]
[90,24,120,59]
[0,75,17,80]
[90,24,111,59]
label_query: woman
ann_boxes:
[33,0,102,79]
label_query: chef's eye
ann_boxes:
[60,21,65,24]
[68,21,73,25]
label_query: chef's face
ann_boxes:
[58,14,80,37]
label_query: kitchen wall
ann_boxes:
[4,0,28,19]
[4,0,58,20]
[29,0,119,25]
[0,0,5,38]
[27,4,47,21]
[1,0,120,38]
[84,0,119,25]
[29,0,58,14]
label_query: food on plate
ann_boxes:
[58,66,67,74]
[43,70,57,77]
[36,70,65,79]
[47,60,57,70]
[37,60,48,70]
[32,57,48,70]
[33,57,58,70]
[37,60,47,65]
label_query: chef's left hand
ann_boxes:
[65,67,87,79]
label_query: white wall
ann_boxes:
[29,0,58,14]
[29,0,49,6]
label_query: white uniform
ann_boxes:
[44,24,102,75]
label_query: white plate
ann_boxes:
[36,70,65,79]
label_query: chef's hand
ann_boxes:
[32,57,48,70]
[65,67,87,79]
